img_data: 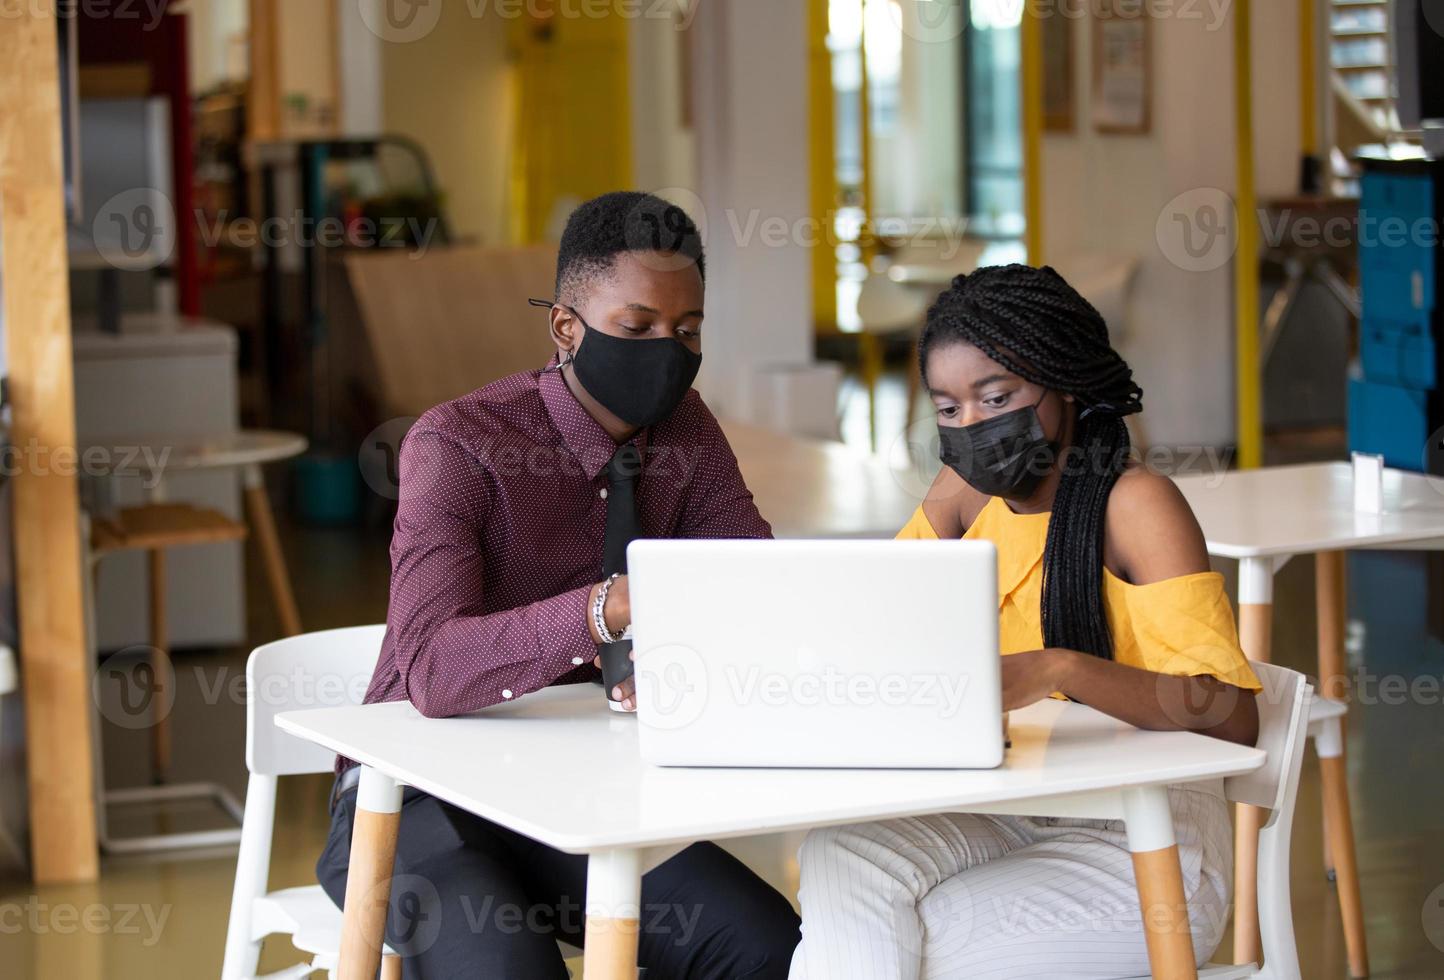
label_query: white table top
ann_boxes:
[80,429,308,473]
[1173,461,1444,558]
[277,684,1264,855]
[722,420,920,538]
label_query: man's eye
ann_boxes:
[620,323,648,335]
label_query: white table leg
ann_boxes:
[1233,554,1277,967]
[338,767,403,980]
[1123,786,1197,980]
[584,847,643,980]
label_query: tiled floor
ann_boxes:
[3,376,1443,977]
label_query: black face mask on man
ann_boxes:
[531,299,702,428]
[937,390,1058,501]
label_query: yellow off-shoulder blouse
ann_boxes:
[898,497,1262,692]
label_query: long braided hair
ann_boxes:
[920,264,1144,661]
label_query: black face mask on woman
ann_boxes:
[937,390,1058,501]
[531,299,703,428]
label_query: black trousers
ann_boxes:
[317,780,801,979]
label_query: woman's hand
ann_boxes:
[1001,649,1073,711]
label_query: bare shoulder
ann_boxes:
[921,465,990,538]
[1104,466,1210,583]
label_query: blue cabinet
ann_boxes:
[1349,157,1444,475]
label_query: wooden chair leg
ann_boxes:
[243,465,302,637]
[147,548,170,784]
[1319,730,1369,978]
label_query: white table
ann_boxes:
[277,684,1265,980]
[1174,460,1444,977]
[722,420,921,538]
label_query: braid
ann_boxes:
[919,264,1143,661]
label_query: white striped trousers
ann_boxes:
[789,785,1232,980]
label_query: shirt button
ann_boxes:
[599,488,609,500]
[571,657,585,666]
[501,689,513,699]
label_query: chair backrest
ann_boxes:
[856,273,930,334]
[344,244,560,418]
[245,625,387,777]
[1224,661,1312,813]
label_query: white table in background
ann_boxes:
[1174,460,1444,977]
[84,428,309,636]
[277,684,1265,980]
[722,419,920,538]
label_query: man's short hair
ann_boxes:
[555,191,706,300]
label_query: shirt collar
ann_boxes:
[537,356,647,480]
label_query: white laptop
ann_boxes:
[627,539,1003,769]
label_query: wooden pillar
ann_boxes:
[0,8,100,882]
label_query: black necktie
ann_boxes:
[602,443,642,577]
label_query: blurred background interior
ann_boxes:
[1,0,1443,977]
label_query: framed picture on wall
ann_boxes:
[1043,15,1075,132]
[1092,0,1151,134]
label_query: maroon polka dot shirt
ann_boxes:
[343,361,771,769]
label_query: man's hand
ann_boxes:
[595,649,637,711]
[586,574,631,644]
[1001,649,1072,712]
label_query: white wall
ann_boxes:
[1042,3,1300,449]
[630,2,697,195]
[186,0,249,94]
[690,0,829,429]
[338,0,384,137]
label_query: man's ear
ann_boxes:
[549,305,580,356]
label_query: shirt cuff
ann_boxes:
[533,583,599,685]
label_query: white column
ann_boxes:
[689,0,836,436]
[337,0,384,137]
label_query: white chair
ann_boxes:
[222,624,582,979]
[222,624,395,980]
[1124,661,1312,980]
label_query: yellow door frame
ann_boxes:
[1235,0,1261,468]
[1022,1,1045,265]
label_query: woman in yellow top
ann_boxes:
[790,264,1262,980]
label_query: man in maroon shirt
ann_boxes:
[317,193,800,978]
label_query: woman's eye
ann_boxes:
[937,405,960,420]
[982,394,1009,409]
